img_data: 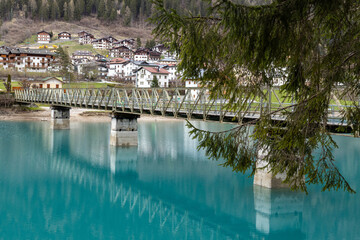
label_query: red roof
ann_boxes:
[110,58,127,64]
[143,67,169,74]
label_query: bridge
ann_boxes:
[14,87,349,124]
[13,87,355,189]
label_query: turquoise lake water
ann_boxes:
[0,120,359,239]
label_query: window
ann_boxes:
[39,84,43,88]
[47,84,50,88]
[56,84,59,89]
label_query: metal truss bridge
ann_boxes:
[14,87,350,126]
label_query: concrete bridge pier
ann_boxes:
[254,147,290,189]
[254,186,304,235]
[110,113,140,147]
[51,106,70,130]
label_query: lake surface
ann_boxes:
[0,120,359,240]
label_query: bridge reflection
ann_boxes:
[0,121,306,239]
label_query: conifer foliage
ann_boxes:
[152,0,360,193]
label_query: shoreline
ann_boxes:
[0,107,185,123]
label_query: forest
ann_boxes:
[0,0,207,25]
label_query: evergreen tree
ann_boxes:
[68,0,75,20]
[97,0,105,19]
[50,0,60,20]
[63,2,68,21]
[123,5,131,26]
[151,75,159,88]
[55,46,73,82]
[136,37,141,48]
[152,0,360,193]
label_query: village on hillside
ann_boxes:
[0,30,207,90]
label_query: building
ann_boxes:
[108,58,127,77]
[31,77,63,89]
[79,33,95,45]
[0,47,56,73]
[135,66,170,88]
[148,51,162,62]
[72,51,95,61]
[58,32,71,40]
[109,46,134,59]
[37,31,52,44]
[92,36,118,49]
[134,48,150,61]
[114,39,136,49]
[78,30,90,38]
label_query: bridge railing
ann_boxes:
[14,87,349,122]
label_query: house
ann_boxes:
[134,48,150,61]
[58,32,71,40]
[0,47,56,73]
[31,77,63,89]
[163,64,179,81]
[135,66,170,88]
[72,51,95,61]
[148,51,162,62]
[92,36,118,49]
[79,33,95,45]
[107,58,128,77]
[153,44,169,54]
[96,59,109,78]
[78,30,90,37]
[37,31,52,44]
[109,46,134,59]
[158,58,178,65]
[114,38,136,49]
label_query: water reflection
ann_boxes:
[0,120,359,239]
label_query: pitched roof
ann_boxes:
[37,30,51,35]
[109,58,127,64]
[143,67,169,74]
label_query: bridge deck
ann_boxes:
[14,87,352,130]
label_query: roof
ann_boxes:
[73,50,93,56]
[37,30,51,35]
[109,58,127,64]
[143,67,169,74]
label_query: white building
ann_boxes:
[136,67,170,88]
[37,31,51,44]
[0,48,56,73]
[92,36,118,50]
[58,32,71,40]
[31,77,64,89]
[79,34,95,45]
[107,58,128,77]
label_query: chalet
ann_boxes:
[135,66,170,88]
[79,33,95,45]
[109,46,134,59]
[72,51,95,61]
[153,44,169,54]
[58,32,71,40]
[37,31,52,44]
[114,38,136,49]
[78,31,90,37]
[148,51,161,62]
[134,48,150,61]
[0,47,56,73]
[158,58,178,65]
[31,77,63,89]
[92,36,118,49]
